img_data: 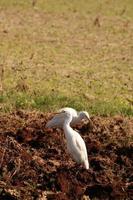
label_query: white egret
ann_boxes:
[62,110,89,169]
[45,107,90,129]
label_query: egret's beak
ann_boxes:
[87,116,91,121]
[86,116,91,122]
[52,111,63,115]
[88,117,92,122]
[52,112,60,115]
[89,118,94,126]
[52,111,66,115]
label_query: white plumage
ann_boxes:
[62,110,89,169]
[45,107,90,129]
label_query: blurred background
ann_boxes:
[0,0,133,115]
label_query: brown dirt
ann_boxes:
[0,111,133,200]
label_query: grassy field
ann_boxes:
[0,0,133,115]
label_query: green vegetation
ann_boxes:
[0,0,133,115]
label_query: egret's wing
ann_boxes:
[75,134,88,159]
[75,137,83,152]
[45,112,66,128]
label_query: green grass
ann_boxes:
[0,0,133,115]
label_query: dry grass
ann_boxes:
[0,0,133,115]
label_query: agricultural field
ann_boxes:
[0,111,133,199]
[0,0,133,200]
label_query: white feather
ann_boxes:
[63,111,89,169]
[46,107,90,129]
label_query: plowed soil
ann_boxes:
[0,111,133,200]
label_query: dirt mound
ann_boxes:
[0,111,133,200]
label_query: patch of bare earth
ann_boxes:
[0,111,133,200]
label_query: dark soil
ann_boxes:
[0,110,133,200]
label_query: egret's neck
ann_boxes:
[63,116,73,139]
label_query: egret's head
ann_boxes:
[61,110,73,123]
[62,110,71,117]
[79,111,90,121]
